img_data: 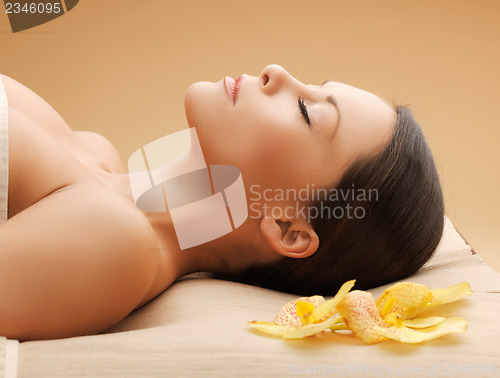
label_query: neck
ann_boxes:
[145,211,207,278]
[97,169,262,285]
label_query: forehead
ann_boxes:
[323,81,397,159]
[322,81,395,114]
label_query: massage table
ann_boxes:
[2,217,500,377]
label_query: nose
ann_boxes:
[259,64,301,95]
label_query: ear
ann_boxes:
[259,215,319,259]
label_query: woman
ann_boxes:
[0,65,443,341]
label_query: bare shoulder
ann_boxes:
[0,73,48,113]
[0,73,17,85]
[1,73,125,175]
[0,182,161,340]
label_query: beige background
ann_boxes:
[1,0,499,271]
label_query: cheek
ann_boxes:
[185,89,320,188]
[244,129,316,189]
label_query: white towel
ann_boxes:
[0,337,19,378]
[0,74,9,223]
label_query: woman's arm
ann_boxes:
[0,183,160,341]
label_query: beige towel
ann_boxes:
[0,74,9,223]
[0,337,19,378]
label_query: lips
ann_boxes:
[224,75,244,104]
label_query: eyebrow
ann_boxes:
[321,80,341,137]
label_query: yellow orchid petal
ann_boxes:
[384,312,403,327]
[274,295,325,327]
[403,316,445,329]
[296,301,317,324]
[329,317,349,332]
[337,290,389,344]
[313,279,356,321]
[373,317,467,343]
[426,282,473,307]
[283,316,340,339]
[375,282,433,319]
[247,321,294,336]
[329,315,344,324]
[380,296,396,318]
[296,301,316,317]
[329,324,349,331]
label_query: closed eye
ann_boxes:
[298,97,311,127]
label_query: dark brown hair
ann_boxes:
[219,105,444,296]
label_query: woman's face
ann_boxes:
[184,64,396,197]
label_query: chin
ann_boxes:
[184,81,221,127]
[183,81,244,170]
[184,82,203,128]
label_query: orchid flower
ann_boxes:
[248,281,472,344]
[248,280,355,339]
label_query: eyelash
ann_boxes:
[298,97,311,127]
